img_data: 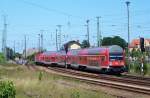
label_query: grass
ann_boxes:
[146,63,150,76]
[0,62,19,67]
[0,64,116,98]
[128,62,150,76]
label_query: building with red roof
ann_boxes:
[130,38,150,51]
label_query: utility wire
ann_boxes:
[15,0,84,20]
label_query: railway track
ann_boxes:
[47,66,150,87]
[30,65,150,95]
[121,74,150,81]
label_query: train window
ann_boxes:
[84,57,86,61]
[68,57,70,60]
[80,57,82,60]
[101,56,105,61]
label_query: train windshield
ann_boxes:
[109,53,123,61]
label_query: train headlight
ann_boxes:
[110,62,112,66]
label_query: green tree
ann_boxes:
[81,40,90,48]
[0,53,5,63]
[101,37,112,46]
[101,36,127,49]
[14,52,22,59]
[6,47,14,60]
[27,53,37,61]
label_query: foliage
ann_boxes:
[6,47,14,60]
[0,53,5,63]
[0,47,15,61]
[38,71,43,81]
[27,53,37,61]
[0,64,127,98]
[0,81,16,98]
[143,62,148,75]
[14,53,22,59]
[130,48,142,58]
[128,49,149,75]
[101,36,127,49]
[71,91,80,98]
[81,40,90,48]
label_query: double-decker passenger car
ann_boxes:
[35,45,126,74]
[35,51,57,65]
[67,45,125,73]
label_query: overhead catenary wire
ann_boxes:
[15,0,84,20]
[3,0,150,52]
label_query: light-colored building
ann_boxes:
[62,40,81,50]
[22,48,39,58]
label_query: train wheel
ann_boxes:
[78,65,86,71]
[100,69,107,74]
[66,64,70,69]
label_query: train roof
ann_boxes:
[73,45,123,55]
[42,51,57,55]
[57,50,66,54]
[108,45,123,53]
[41,45,123,56]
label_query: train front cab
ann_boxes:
[106,45,126,74]
[107,53,126,73]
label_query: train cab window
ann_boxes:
[109,54,123,61]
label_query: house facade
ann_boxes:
[130,38,150,51]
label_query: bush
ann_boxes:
[0,80,16,98]
[143,63,148,75]
[71,91,80,98]
[27,53,37,61]
[147,63,150,75]
[134,63,141,74]
[0,53,5,63]
[38,71,43,81]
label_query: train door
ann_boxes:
[99,55,108,68]
[79,56,87,66]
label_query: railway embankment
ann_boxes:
[0,63,122,98]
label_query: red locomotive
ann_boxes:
[35,45,126,74]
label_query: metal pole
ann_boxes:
[56,29,58,51]
[97,17,101,47]
[126,1,131,72]
[13,40,15,57]
[40,30,43,52]
[2,15,7,60]
[57,25,62,50]
[24,35,27,59]
[126,1,130,54]
[38,34,41,52]
[86,20,90,45]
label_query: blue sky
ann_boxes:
[0,0,150,52]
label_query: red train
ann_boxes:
[35,45,126,74]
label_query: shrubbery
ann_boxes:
[0,53,5,63]
[0,81,16,98]
[127,49,150,75]
[38,71,43,81]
